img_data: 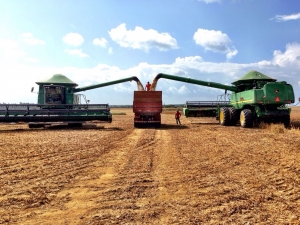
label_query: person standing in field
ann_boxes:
[175,110,181,125]
[145,81,151,91]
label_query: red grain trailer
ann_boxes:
[133,91,162,128]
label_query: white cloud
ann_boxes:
[166,85,191,94]
[109,23,178,52]
[198,0,221,3]
[0,39,42,64]
[63,33,84,46]
[22,32,45,45]
[93,38,107,47]
[271,12,300,22]
[1,42,299,104]
[64,49,89,58]
[25,57,39,63]
[108,47,113,54]
[271,43,300,68]
[175,56,203,63]
[226,49,238,59]
[0,39,26,59]
[193,28,238,59]
[167,86,177,93]
[174,56,204,72]
[178,85,191,94]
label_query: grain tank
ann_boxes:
[151,70,295,128]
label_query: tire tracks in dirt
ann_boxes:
[82,127,192,225]
[263,161,300,217]
[0,126,130,224]
[19,128,155,224]
[20,126,191,224]
[81,128,158,224]
[2,111,300,224]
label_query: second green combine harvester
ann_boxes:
[0,74,142,128]
[152,70,295,128]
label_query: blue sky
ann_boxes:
[0,0,300,105]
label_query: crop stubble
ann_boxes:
[0,107,299,224]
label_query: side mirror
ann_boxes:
[31,87,34,92]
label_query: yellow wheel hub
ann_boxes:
[220,111,224,123]
[240,112,245,125]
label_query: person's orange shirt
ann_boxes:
[145,83,151,91]
[175,111,181,119]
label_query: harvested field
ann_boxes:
[0,107,299,224]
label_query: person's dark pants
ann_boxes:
[176,118,181,125]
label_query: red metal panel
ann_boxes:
[133,91,162,103]
[133,91,162,113]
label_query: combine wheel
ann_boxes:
[228,107,238,126]
[240,109,253,128]
[68,123,82,127]
[283,115,290,128]
[219,107,230,126]
[28,123,45,128]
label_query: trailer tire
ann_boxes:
[154,122,161,128]
[240,109,253,128]
[219,107,230,126]
[228,107,238,126]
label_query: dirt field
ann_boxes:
[0,107,299,225]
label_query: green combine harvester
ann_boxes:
[0,74,141,128]
[152,70,295,128]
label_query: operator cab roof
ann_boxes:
[232,70,276,85]
[36,74,78,87]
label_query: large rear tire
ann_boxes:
[219,107,230,126]
[240,109,253,128]
[228,107,238,126]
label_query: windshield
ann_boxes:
[44,86,65,104]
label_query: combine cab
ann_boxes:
[133,91,162,128]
